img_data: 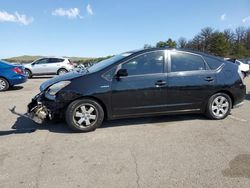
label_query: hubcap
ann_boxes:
[0,79,6,90]
[73,104,97,128]
[212,96,229,118]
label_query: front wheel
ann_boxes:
[25,69,32,78]
[205,93,232,120]
[65,99,104,132]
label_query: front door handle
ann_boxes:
[204,77,214,82]
[155,80,167,87]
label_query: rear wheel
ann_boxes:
[57,68,68,75]
[65,99,104,132]
[0,78,9,91]
[205,93,232,120]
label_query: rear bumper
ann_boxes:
[9,75,28,85]
[232,83,246,108]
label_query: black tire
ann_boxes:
[205,92,232,120]
[65,99,104,132]
[57,68,68,75]
[0,77,9,91]
[25,69,32,78]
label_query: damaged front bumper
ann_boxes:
[10,92,53,124]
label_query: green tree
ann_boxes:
[233,42,248,58]
[156,41,168,48]
[166,38,177,48]
[210,32,229,57]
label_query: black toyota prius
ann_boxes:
[25,48,246,132]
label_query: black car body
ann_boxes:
[26,48,246,132]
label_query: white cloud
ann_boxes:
[242,16,250,23]
[220,14,226,21]
[0,11,33,25]
[86,4,94,15]
[52,8,83,19]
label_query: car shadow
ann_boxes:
[102,114,206,128]
[8,86,23,91]
[245,92,250,101]
[29,76,54,79]
[0,114,205,136]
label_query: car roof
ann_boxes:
[126,48,224,61]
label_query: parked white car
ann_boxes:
[225,58,250,77]
[24,57,75,78]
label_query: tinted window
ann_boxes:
[121,51,164,76]
[171,52,206,72]
[203,56,223,70]
[49,58,64,63]
[103,67,117,81]
[35,59,49,64]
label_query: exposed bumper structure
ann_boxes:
[10,92,51,124]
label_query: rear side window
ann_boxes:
[203,56,223,70]
[170,52,206,72]
[49,58,64,63]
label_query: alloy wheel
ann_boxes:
[0,79,7,91]
[211,96,229,118]
[73,104,98,128]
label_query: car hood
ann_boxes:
[40,70,87,91]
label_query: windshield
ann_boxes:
[87,53,131,73]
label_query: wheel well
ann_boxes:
[214,90,234,106]
[25,68,32,74]
[74,96,108,120]
[57,68,68,73]
[0,76,10,84]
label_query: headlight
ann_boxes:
[46,81,71,99]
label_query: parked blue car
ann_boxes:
[0,60,28,91]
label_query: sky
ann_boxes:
[0,0,250,58]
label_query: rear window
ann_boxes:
[203,56,223,70]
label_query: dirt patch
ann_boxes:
[222,154,250,179]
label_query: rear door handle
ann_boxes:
[204,77,214,82]
[155,80,167,87]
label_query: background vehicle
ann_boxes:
[24,57,75,78]
[0,60,27,91]
[239,58,250,65]
[225,58,250,77]
[26,49,246,132]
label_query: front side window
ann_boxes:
[171,52,206,72]
[35,58,49,65]
[121,51,164,76]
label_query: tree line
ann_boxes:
[144,26,250,58]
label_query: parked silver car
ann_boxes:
[24,57,75,78]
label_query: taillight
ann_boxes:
[12,67,23,74]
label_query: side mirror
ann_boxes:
[116,69,128,78]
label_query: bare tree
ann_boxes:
[178,37,187,48]
[235,26,246,44]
